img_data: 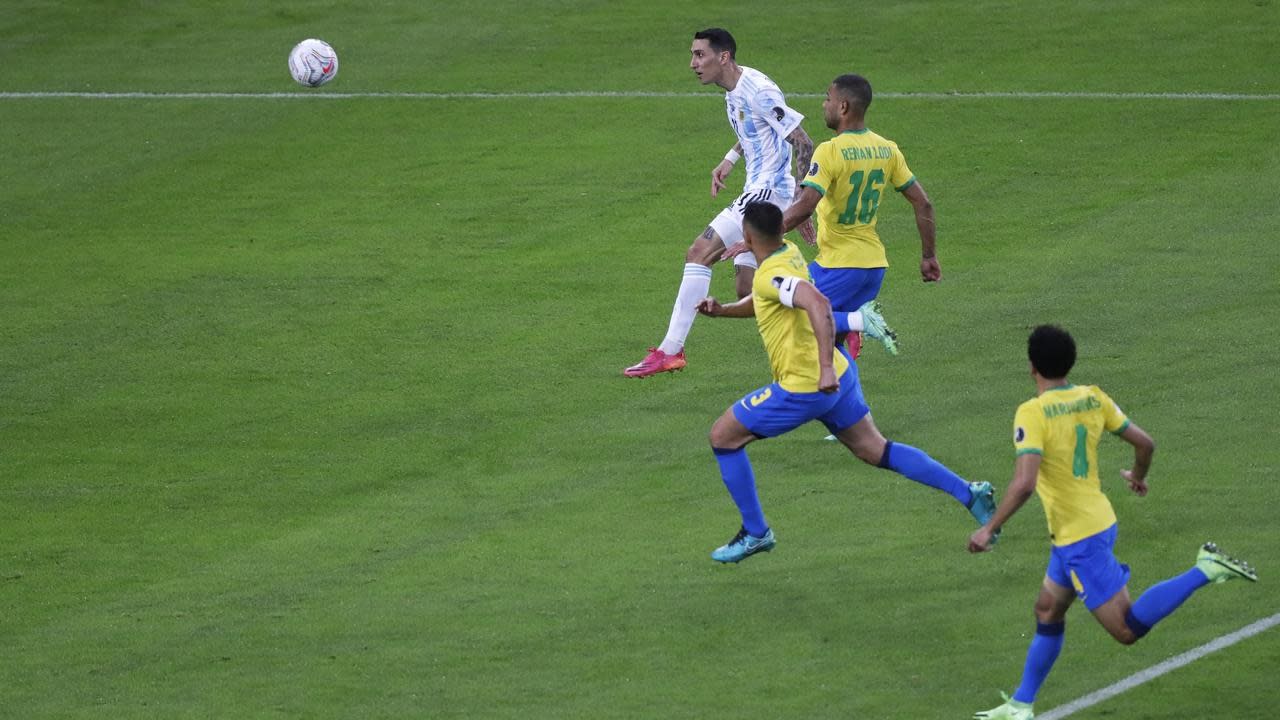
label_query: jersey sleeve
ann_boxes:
[801,141,838,197]
[1013,401,1044,456]
[750,86,804,138]
[1097,388,1131,434]
[888,143,917,192]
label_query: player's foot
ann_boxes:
[974,692,1034,720]
[967,481,1001,545]
[1196,542,1258,584]
[711,526,776,563]
[623,347,687,378]
[857,300,898,356]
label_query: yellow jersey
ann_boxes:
[753,241,849,393]
[1013,384,1131,546]
[801,128,916,269]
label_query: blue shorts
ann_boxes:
[731,367,870,438]
[1046,524,1131,611]
[808,263,886,312]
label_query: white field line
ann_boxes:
[1038,611,1280,720]
[1,90,1280,101]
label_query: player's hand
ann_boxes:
[921,256,942,282]
[968,526,996,553]
[818,366,838,394]
[711,160,734,198]
[720,241,748,260]
[1121,469,1148,497]
[797,216,817,245]
[697,297,724,316]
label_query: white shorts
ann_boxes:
[710,188,792,270]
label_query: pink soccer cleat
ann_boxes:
[846,332,863,360]
[624,347,687,378]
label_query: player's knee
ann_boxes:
[1034,606,1065,625]
[1110,626,1139,646]
[708,422,736,449]
[708,426,725,447]
[1033,596,1056,620]
[687,236,721,266]
[852,435,887,466]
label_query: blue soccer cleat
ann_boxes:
[968,481,1001,542]
[711,526,776,563]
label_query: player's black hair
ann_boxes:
[1028,324,1077,379]
[693,28,736,59]
[833,74,873,115]
[742,201,783,240]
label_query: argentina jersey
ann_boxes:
[725,67,804,198]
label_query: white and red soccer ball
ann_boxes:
[288,39,338,87]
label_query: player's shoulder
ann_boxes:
[876,131,905,156]
[1016,395,1041,412]
[759,241,807,273]
[1077,383,1114,405]
[738,66,786,96]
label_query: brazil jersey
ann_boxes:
[753,240,850,393]
[801,129,916,269]
[1013,384,1131,546]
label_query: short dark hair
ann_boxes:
[832,74,873,115]
[693,28,736,59]
[1028,325,1076,379]
[742,201,783,240]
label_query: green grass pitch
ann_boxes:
[2,2,1278,718]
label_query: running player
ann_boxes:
[781,74,940,359]
[696,202,996,563]
[624,28,815,378]
[969,325,1258,720]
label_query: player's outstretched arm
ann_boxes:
[790,281,838,393]
[969,453,1039,552]
[698,295,755,319]
[1117,422,1155,496]
[902,182,940,282]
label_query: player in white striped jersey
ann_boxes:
[624,28,816,379]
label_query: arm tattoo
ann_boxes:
[787,127,814,184]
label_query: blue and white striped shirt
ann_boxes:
[724,67,805,198]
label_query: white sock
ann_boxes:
[658,264,714,355]
[846,311,865,333]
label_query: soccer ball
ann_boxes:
[288,39,339,87]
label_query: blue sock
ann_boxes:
[712,447,768,537]
[1126,567,1211,638]
[1012,622,1065,704]
[877,441,973,506]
